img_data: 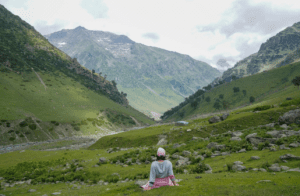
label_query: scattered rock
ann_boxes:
[289,143,299,148]
[207,142,218,149]
[280,124,289,129]
[287,168,300,172]
[208,116,221,124]
[19,150,25,153]
[251,156,260,160]
[76,167,83,172]
[234,161,243,165]
[231,131,243,137]
[205,164,212,171]
[252,147,258,150]
[157,138,167,146]
[195,155,204,161]
[182,150,191,156]
[52,192,61,195]
[221,152,230,156]
[248,137,264,146]
[193,151,198,156]
[135,180,148,187]
[195,176,202,179]
[186,129,192,132]
[238,149,246,153]
[176,159,189,167]
[245,133,257,140]
[230,137,241,141]
[269,164,281,172]
[279,144,290,150]
[99,157,107,163]
[280,154,300,160]
[0,177,3,180]
[266,130,280,138]
[280,166,290,171]
[173,143,181,148]
[205,170,212,174]
[145,160,151,164]
[259,168,267,172]
[256,180,272,183]
[106,148,113,153]
[220,113,230,121]
[232,165,246,171]
[28,189,36,193]
[265,123,275,128]
[278,109,300,125]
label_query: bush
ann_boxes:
[205,97,211,102]
[29,124,37,130]
[226,163,234,171]
[19,121,28,127]
[261,161,271,170]
[233,87,240,93]
[191,163,209,173]
[253,105,271,111]
[9,137,15,141]
[219,94,224,99]
[19,134,25,137]
[250,96,255,103]
[6,123,10,127]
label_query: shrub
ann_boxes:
[226,163,234,171]
[219,94,224,99]
[9,137,15,141]
[19,121,28,127]
[191,162,209,173]
[261,161,270,170]
[233,87,240,93]
[19,134,24,137]
[29,124,37,130]
[16,130,20,134]
[250,96,255,103]
[253,105,271,111]
[6,123,10,127]
[8,130,14,133]
[205,97,211,102]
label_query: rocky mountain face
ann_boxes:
[211,21,300,85]
[216,59,231,72]
[44,27,221,116]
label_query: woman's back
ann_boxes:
[150,160,174,180]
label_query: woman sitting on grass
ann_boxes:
[142,147,179,190]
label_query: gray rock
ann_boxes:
[280,124,289,129]
[205,170,212,174]
[248,137,264,146]
[212,151,221,156]
[173,143,181,148]
[216,144,226,150]
[268,166,281,172]
[289,143,299,148]
[0,177,3,180]
[232,164,246,171]
[287,168,300,172]
[186,129,192,132]
[157,138,167,146]
[192,137,200,140]
[184,169,189,174]
[221,152,230,156]
[265,123,275,128]
[280,154,300,160]
[266,130,280,138]
[280,166,290,171]
[99,157,107,163]
[231,131,243,137]
[182,150,191,156]
[28,189,36,193]
[205,164,212,170]
[52,193,61,195]
[195,155,204,160]
[134,180,148,186]
[171,154,180,159]
[278,109,300,125]
[76,167,83,172]
[145,160,151,164]
[278,134,287,138]
[107,148,113,153]
[179,156,189,161]
[207,142,219,149]
[220,113,230,121]
[252,147,258,150]
[193,151,198,156]
[259,168,267,172]
[238,149,246,153]
[256,180,272,183]
[208,116,221,124]
[176,159,189,167]
[252,168,259,171]
[245,133,257,140]
[234,161,243,165]
[251,156,260,160]
[230,137,241,141]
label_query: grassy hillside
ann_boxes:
[162,61,300,121]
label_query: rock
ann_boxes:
[76,167,83,172]
[192,137,201,140]
[193,151,198,156]
[287,168,300,172]
[245,133,257,140]
[289,143,299,148]
[251,156,260,160]
[171,154,180,159]
[195,155,204,161]
[205,164,212,170]
[157,138,167,146]
[207,142,218,149]
[212,151,221,156]
[107,148,113,153]
[173,143,181,148]
[208,116,221,124]
[268,166,281,172]
[205,170,212,174]
[238,149,246,153]
[184,169,188,174]
[232,164,246,171]
[221,152,230,156]
[182,150,191,156]
[28,189,36,193]
[175,179,183,183]
[195,176,202,179]
[252,147,258,150]
[259,168,267,172]
[99,157,107,163]
[220,113,230,121]
[176,160,189,167]
[230,137,241,141]
[278,109,300,125]
[280,166,290,171]
[280,154,300,160]
[186,129,192,132]
[256,180,272,183]
[216,144,226,150]
[231,131,243,137]
[251,168,259,171]
[248,137,264,146]
[52,193,61,195]
[145,160,151,164]
[179,156,189,161]
[278,134,287,138]
[233,161,243,165]
[135,180,148,187]
[280,124,289,129]
[19,150,25,153]
[266,130,280,138]
[286,97,293,100]
[265,123,275,128]
[0,177,3,180]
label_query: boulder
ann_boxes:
[193,151,198,156]
[195,155,204,161]
[245,133,257,140]
[221,152,230,156]
[192,137,201,140]
[231,131,243,137]
[186,129,192,132]
[232,164,246,171]
[145,160,151,164]
[280,124,289,129]
[157,138,167,146]
[207,142,218,149]
[280,154,300,160]
[173,143,181,148]
[107,148,113,153]
[280,166,290,171]
[238,149,246,153]
[28,189,36,193]
[259,168,267,172]
[266,130,280,138]
[269,164,281,172]
[216,144,226,150]
[135,180,148,186]
[220,113,230,121]
[208,116,221,124]
[289,143,299,148]
[279,144,290,150]
[230,137,241,141]
[278,109,300,125]
[212,151,221,157]
[265,123,275,128]
[251,156,260,160]
[248,137,264,146]
[234,161,243,165]
[176,159,189,167]
[288,168,300,172]
[182,150,191,156]
[171,154,180,159]
[99,157,107,163]
[205,164,212,171]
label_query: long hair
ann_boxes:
[156,155,166,160]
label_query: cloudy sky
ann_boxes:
[1,0,300,70]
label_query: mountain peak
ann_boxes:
[74,26,86,30]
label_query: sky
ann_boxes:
[1,0,300,70]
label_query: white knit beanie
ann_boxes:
[157,147,166,157]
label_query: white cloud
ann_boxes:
[1,0,300,71]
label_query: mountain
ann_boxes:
[44,27,221,117]
[0,4,154,145]
[211,21,300,85]
[216,59,232,72]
